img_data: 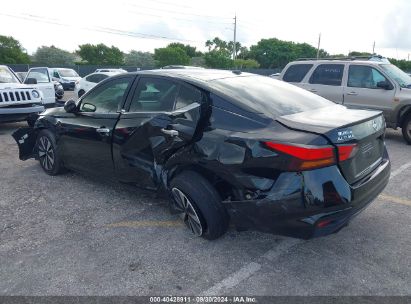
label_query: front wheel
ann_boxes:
[36,130,65,175]
[170,171,229,240]
[402,114,411,145]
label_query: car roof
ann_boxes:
[88,71,122,76]
[129,69,256,84]
[289,59,387,65]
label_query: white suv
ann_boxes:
[0,65,44,124]
[278,56,411,144]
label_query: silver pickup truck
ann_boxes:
[0,65,44,125]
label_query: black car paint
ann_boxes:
[12,70,391,239]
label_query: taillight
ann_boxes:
[264,142,336,171]
[337,144,357,161]
[263,142,358,171]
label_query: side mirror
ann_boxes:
[64,99,78,113]
[24,78,37,85]
[377,81,393,90]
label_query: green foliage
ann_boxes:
[154,46,190,67]
[32,46,76,65]
[204,50,233,69]
[233,59,260,69]
[167,43,202,57]
[389,58,411,72]
[76,43,124,65]
[124,51,155,68]
[248,38,328,68]
[190,56,206,67]
[348,51,373,57]
[0,35,30,64]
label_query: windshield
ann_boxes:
[0,66,20,83]
[59,69,79,77]
[210,75,333,118]
[380,64,411,88]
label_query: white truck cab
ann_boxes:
[0,65,44,124]
[23,67,56,106]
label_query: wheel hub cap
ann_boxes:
[171,188,203,236]
[38,136,55,171]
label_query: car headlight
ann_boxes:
[32,90,40,98]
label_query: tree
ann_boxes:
[0,35,30,64]
[32,46,76,65]
[348,51,373,57]
[76,43,124,65]
[233,59,260,69]
[204,50,233,69]
[154,46,190,67]
[248,38,328,68]
[124,51,155,68]
[167,43,202,57]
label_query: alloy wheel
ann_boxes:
[407,120,411,137]
[171,187,203,236]
[38,136,55,171]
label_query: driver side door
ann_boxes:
[59,75,135,177]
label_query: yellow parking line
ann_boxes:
[107,220,183,228]
[379,194,411,207]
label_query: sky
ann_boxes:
[1,0,411,60]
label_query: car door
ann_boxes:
[303,64,345,103]
[343,64,396,117]
[25,67,55,105]
[112,76,204,189]
[59,75,135,177]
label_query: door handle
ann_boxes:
[347,92,358,96]
[96,127,110,135]
[161,128,179,137]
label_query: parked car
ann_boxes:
[12,69,390,240]
[278,56,411,144]
[23,67,59,107]
[95,68,128,73]
[50,68,81,90]
[74,71,122,98]
[0,65,44,124]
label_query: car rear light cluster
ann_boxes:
[263,142,357,171]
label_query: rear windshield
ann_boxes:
[210,75,333,117]
[58,69,79,77]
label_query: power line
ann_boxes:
[0,12,202,43]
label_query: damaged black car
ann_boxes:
[12,69,391,240]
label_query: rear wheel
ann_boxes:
[402,114,411,145]
[36,130,65,175]
[170,171,229,240]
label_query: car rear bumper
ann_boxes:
[223,156,390,239]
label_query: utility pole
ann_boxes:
[233,14,237,60]
[316,33,321,59]
[372,41,375,54]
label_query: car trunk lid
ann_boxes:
[277,105,385,184]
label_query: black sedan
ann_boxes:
[12,69,390,240]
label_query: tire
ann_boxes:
[401,114,411,145]
[170,171,229,240]
[78,90,85,98]
[36,130,65,175]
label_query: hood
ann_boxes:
[0,83,34,90]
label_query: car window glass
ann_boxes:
[27,69,49,83]
[309,64,344,86]
[283,64,313,82]
[80,77,133,114]
[175,85,202,109]
[53,71,60,78]
[348,65,389,89]
[129,77,179,112]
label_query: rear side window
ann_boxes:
[283,64,313,82]
[309,64,344,86]
[85,74,100,83]
[129,77,179,112]
[175,85,202,109]
[210,75,333,118]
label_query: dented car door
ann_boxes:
[112,76,203,189]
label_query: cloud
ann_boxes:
[381,0,411,50]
